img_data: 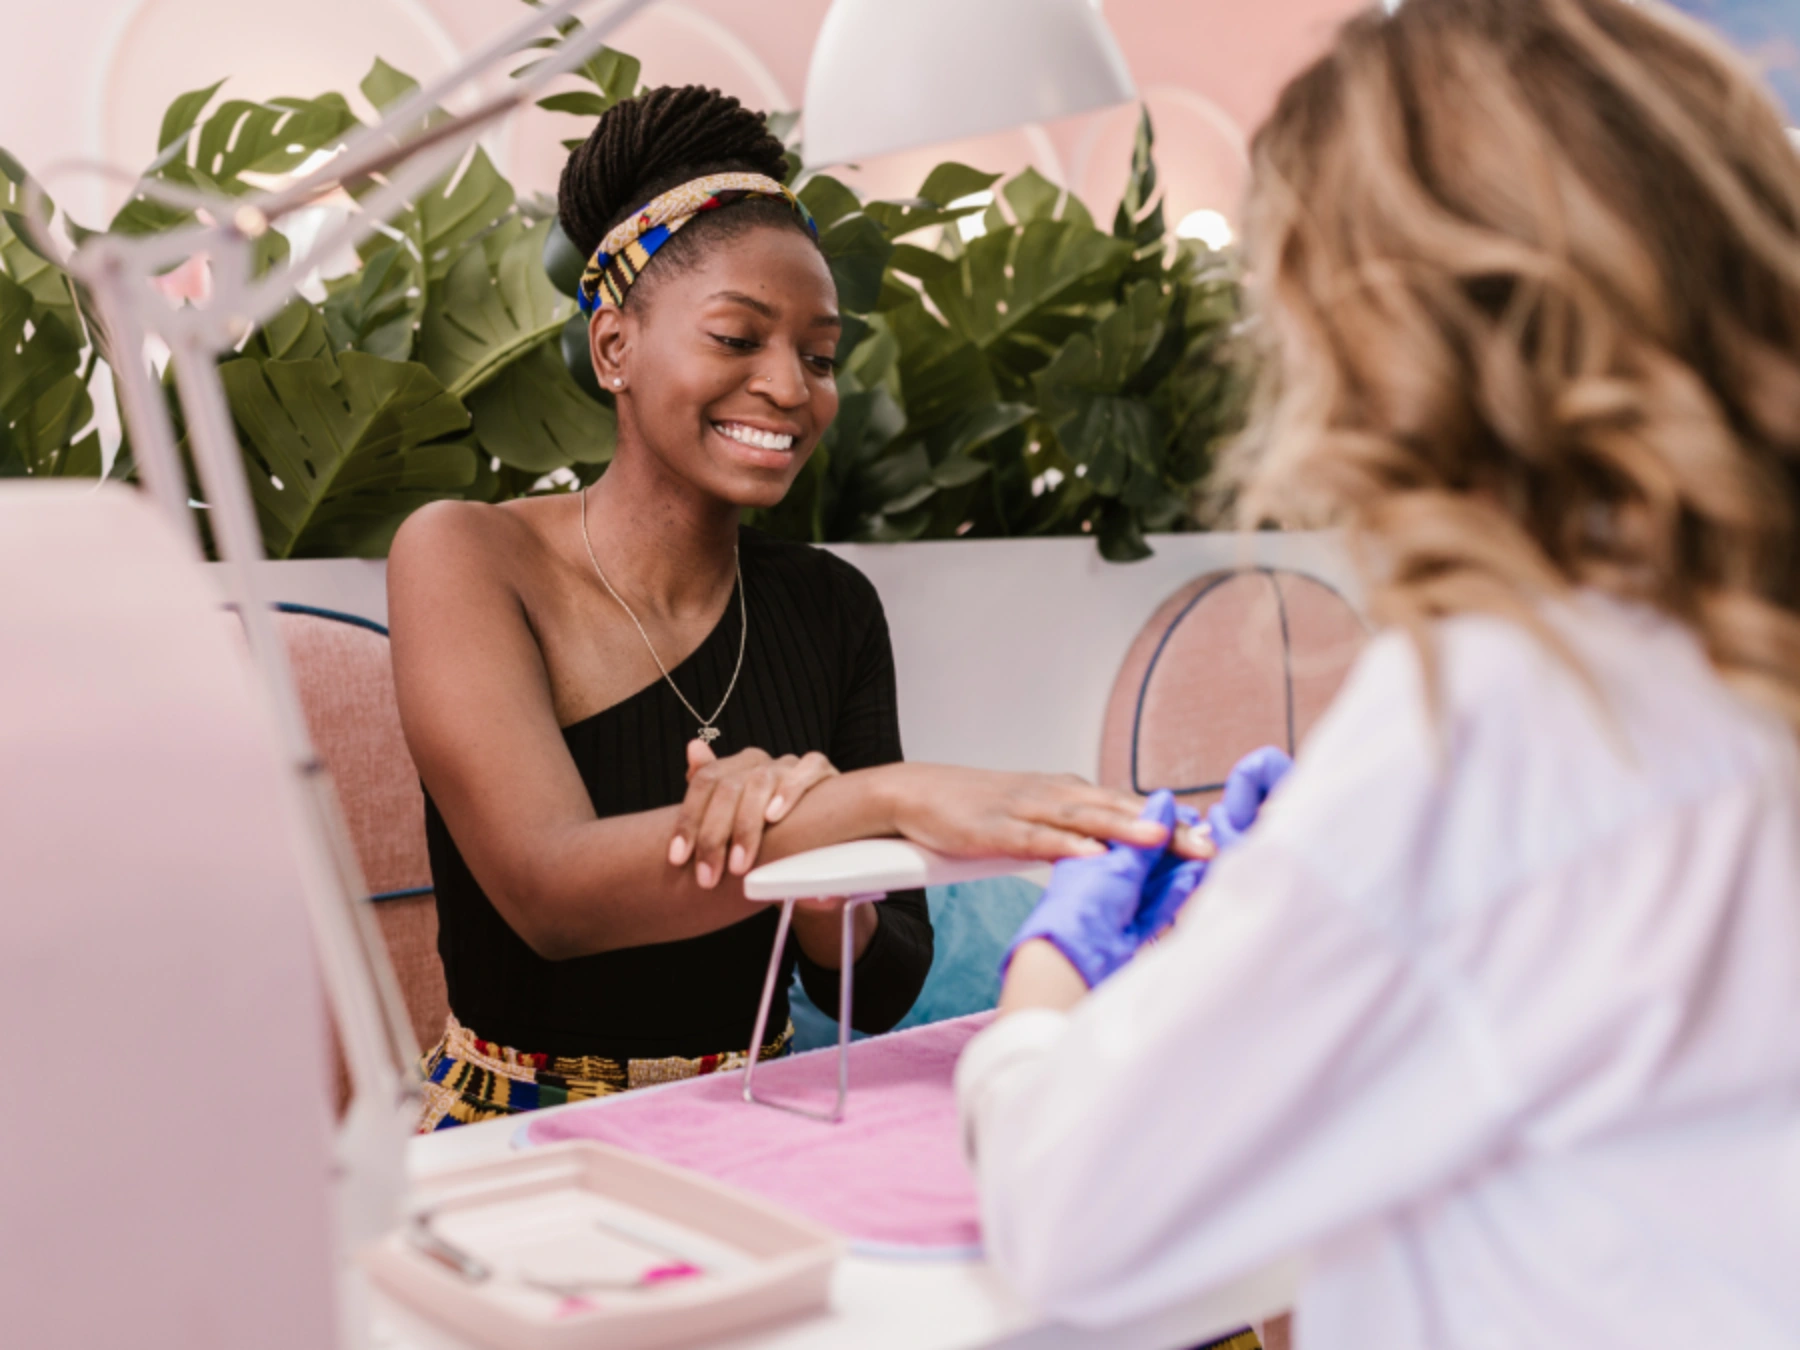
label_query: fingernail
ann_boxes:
[669,836,689,865]
[696,862,715,889]
[766,795,786,821]
[729,844,748,874]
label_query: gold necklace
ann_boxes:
[578,489,746,744]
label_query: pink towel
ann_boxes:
[524,1014,994,1254]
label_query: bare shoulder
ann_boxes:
[386,505,525,660]
[390,498,523,576]
[389,499,548,607]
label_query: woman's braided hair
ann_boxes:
[557,85,804,308]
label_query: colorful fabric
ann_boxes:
[1196,1332,1263,1350]
[576,171,818,314]
[416,1014,794,1133]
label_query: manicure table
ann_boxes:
[375,840,1298,1350]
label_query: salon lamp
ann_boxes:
[9,0,1132,1342]
[802,0,1136,167]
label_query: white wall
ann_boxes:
[236,531,1358,780]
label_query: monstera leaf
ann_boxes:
[887,299,998,433]
[0,37,1247,561]
[112,84,361,236]
[1032,281,1191,561]
[350,61,517,285]
[219,349,474,558]
[923,218,1131,395]
[800,174,894,317]
[252,297,334,363]
[320,237,418,360]
[1035,280,1176,475]
[0,153,83,341]
[0,272,98,478]
[463,339,615,473]
[864,163,1002,239]
[406,147,516,284]
[420,214,574,398]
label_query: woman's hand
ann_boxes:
[1000,791,1201,989]
[670,740,840,888]
[879,764,1180,860]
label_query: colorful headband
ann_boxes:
[577,172,818,314]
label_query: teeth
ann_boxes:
[715,422,795,452]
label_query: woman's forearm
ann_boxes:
[496,766,906,960]
[998,939,1088,1015]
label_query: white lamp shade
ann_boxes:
[802,0,1137,169]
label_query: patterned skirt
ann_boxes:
[1198,1331,1263,1350]
[416,1014,794,1133]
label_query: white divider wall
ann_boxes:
[231,530,1358,780]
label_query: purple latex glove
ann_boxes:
[1003,791,1180,989]
[1130,804,1207,942]
[1204,746,1294,852]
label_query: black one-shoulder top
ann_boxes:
[424,527,934,1060]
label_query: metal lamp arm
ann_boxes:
[18,0,668,1298]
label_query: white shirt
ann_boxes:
[956,594,1800,1348]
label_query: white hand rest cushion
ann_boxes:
[743,839,1046,902]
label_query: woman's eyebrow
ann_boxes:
[706,290,840,328]
[708,290,776,318]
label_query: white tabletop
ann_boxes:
[372,1090,1297,1350]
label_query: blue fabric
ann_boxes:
[788,876,1044,1051]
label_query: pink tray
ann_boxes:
[365,1142,843,1350]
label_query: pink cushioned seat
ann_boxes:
[274,606,446,1080]
[1100,569,1366,808]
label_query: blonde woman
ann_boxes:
[956,1,1800,1345]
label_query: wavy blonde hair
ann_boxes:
[1227,0,1800,728]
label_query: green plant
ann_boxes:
[0,25,1245,562]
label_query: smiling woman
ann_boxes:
[385,85,1169,1131]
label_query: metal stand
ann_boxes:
[741,891,884,1123]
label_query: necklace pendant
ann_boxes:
[698,725,721,744]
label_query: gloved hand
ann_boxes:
[1131,805,1208,942]
[1003,791,1180,989]
[1204,746,1293,852]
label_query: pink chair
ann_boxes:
[274,605,447,1080]
[1100,569,1366,806]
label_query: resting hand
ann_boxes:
[670,740,839,888]
[1002,791,1183,989]
[1204,746,1293,852]
[884,764,1167,861]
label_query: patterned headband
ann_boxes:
[577,172,818,315]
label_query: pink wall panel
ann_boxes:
[417,0,1368,221]
[12,0,1368,240]
[1107,0,1362,135]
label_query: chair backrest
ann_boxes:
[1099,569,1366,807]
[275,605,447,1058]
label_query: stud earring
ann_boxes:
[612,378,623,389]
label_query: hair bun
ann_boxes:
[558,85,789,262]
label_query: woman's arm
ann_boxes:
[957,847,1505,1326]
[390,505,1162,962]
[956,638,1500,1327]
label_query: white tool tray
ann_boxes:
[365,1142,843,1350]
